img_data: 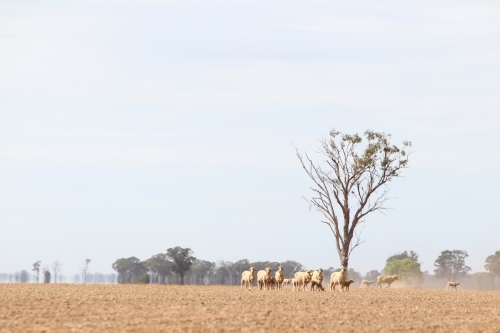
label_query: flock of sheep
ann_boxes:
[241,267,462,291]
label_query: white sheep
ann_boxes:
[310,268,324,291]
[241,267,256,290]
[282,278,292,287]
[376,275,399,288]
[294,270,314,291]
[257,267,272,290]
[329,268,347,292]
[446,282,460,291]
[359,280,374,288]
[275,266,285,290]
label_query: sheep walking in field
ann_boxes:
[446,282,460,291]
[359,280,374,288]
[376,275,399,289]
[257,267,272,290]
[241,267,256,290]
[330,268,347,292]
[310,268,324,291]
[294,270,314,291]
[275,266,285,290]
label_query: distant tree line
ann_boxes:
[382,249,500,290]
[110,247,500,290]
[111,246,364,285]
[2,248,500,290]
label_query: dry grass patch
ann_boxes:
[1,284,500,332]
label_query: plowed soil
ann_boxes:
[1,284,500,333]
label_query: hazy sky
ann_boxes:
[1,1,499,277]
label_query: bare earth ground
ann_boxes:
[1,284,500,333]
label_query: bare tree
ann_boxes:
[32,261,41,283]
[81,259,91,284]
[51,260,63,283]
[296,129,411,270]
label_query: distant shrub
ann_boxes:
[20,270,29,283]
[44,271,51,284]
[137,274,150,284]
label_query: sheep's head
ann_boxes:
[265,267,271,274]
[318,268,323,273]
[250,267,255,273]
[394,275,399,280]
[307,270,313,277]
[456,282,460,286]
[278,266,283,272]
[347,279,354,285]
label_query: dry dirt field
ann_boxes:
[1,284,500,333]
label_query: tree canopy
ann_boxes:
[385,258,423,284]
[144,254,172,284]
[112,257,147,283]
[484,250,500,277]
[297,129,411,269]
[434,250,471,281]
[166,246,196,284]
[387,250,419,263]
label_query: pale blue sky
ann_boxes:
[1,1,499,276]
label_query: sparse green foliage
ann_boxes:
[297,128,411,269]
[137,274,150,284]
[385,258,423,284]
[112,257,147,284]
[434,250,471,281]
[387,251,419,263]
[166,246,196,285]
[484,250,500,277]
